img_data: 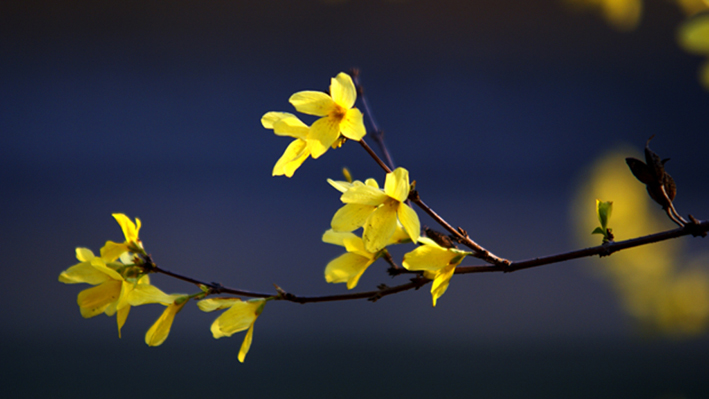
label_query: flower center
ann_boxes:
[331,104,347,120]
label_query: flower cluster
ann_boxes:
[58,214,187,345]
[59,213,270,361]
[59,73,477,363]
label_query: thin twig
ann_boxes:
[351,69,396,171]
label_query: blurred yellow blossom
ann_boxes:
[565,0,642,30]
[678,13,709,90]
[573,147,709,336]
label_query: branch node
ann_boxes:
[687,214,707,237]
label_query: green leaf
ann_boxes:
[592,227,606,235]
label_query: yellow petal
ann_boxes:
[75,247,96,262]
[384,167,410,203]
[100,241,129,262]
[77,279,122,318]
[238,323,255,363]
[397,203,421,244]
[145,301,187,346]
[330,72,357,109]
[340,184,388,206]
[327,178,355,193]
[197,297,242,312]
[342,236,374,259]
[340,108,366,141]
[362,200,398,252]
[402,243,457,272]
[112,213,140,243]
[272,114,310,139]
[322,229,359,247]
[365,178,379,189]
[209,299,264,338]
[128,284,179,306]
[116,305,130,338]
[331,203,377,232]
[59,261,111,285]
[324,252,373,289]
[308,116,341,159]
[272,139,310,177]
[430,264,457,307]
[289,91,336,116]
[261,111,295,129]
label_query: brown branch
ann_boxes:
[456,219,709,274]
[408,191,510,267]
[147,219,707,305]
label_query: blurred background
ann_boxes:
[2,0,709,397]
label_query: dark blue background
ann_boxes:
[2,0,708,397]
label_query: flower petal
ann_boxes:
[197,298,241,312]
[261,111,295,129]
[289,91,335,116]
[384,167,410,203]
[238,323,255,363]
[272,139,310,177]
[330,72,357,109]
[59,261,111,285]
[324,252,373,289]
[209,299,263,339]
[308,116,341,159]
[145,301,187,346]
[402,243,456,272]
[322,229,359,247]
[100,241,129,262]
[116,305,130,338]
[77,279,122,318]
[397,203,421,244]
[362,200,398,252]
[76,247,95,262]
[331,203,377,232]
[128,284,179,306]
[112,213,140,243]
[340,184,388,206]
[340,108,366,141]
[430,264,457,307]
[272,115,310,139]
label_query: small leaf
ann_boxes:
[596,200,613,230]
[592,227,606,235]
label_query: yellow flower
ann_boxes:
[403,237,470,306]
[198,297,267,363]
[678,13,709,90]
[289,72,366,159]
[261,111,312,177]
[101,213,143,261]
[331,167,420,253]
[59,248,177,337]
[144,296,188,347]
[322,227,410,289]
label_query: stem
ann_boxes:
[456,219,709,274]
[351,70,397,171]
[359,139,392,174]
[408,192,510,266]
